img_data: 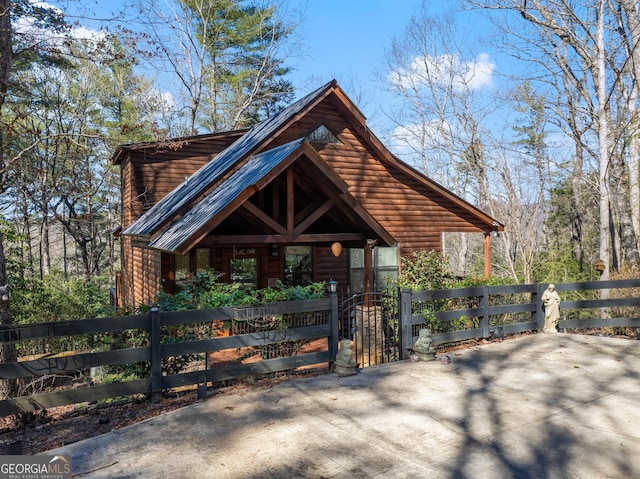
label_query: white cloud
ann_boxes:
[389,52,495,92]
[13,1,106,49]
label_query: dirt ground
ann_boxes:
[0,389,200,455]
[0,367,328,455]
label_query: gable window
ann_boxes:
[284,246,312,286]
[307,124,339,144]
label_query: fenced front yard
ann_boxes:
[0,296,338,416]
[1,279,639,417]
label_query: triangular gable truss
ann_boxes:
[148,138,395,254]
[123,81,339,239]
[123,79,502,251]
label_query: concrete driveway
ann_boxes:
[50,333,640,478]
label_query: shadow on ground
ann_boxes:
[50,333,640,478]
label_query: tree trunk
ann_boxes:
[597,0,610,285]
[0,232,18,399]
[0,0,18,399]
[40,213,51,277]
[621,0,640,259]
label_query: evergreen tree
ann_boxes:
[140,0,296,134]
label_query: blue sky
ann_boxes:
[290,1,423,85]
[61,0,499,139]
[284,1,498,133]
[289,0,439,127]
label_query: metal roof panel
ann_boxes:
[122,81,335,237]
[148,139,305,252]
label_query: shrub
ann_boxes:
[96,273,327,380]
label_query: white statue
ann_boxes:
[541,284,561,334]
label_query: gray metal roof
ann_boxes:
[122,81,335,237]
[148,139,306,252]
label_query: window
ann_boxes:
[284,246,312,286]
[375,245,399,291]
[349,245,400,293]
[231,258,258,290]
[175,254,189,291]
[196,248,211,275]
[307,124,339,144]
[349,248,364,293]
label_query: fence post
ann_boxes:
[398,289,413,360]
[534,283,544,331]
[329,293,339,367]
[481,285,489,338]
[150,307,162,403]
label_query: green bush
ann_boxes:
[9,271,110,357]
[96,273,327,380]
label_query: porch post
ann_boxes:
[329,288,339,367]
[484,233,491,279]
[150,307,162,403]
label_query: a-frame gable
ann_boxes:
[123,81,339,239]
[122,79,502,250]
[148,139,395,254]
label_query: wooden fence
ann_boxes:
[398,279,640,358]
[0,296,339,416]
[2,279,640,416]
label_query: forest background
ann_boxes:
[1,0,640,394]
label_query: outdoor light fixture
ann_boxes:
[331,242,342,257]
[327,279,337,295]
[271,244,278,256]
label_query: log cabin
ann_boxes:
[112,80,503,308]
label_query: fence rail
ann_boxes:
[2,279,640,416]
[0,297,338,416]
[399,279,640,358]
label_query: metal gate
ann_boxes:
[338,291,399,367]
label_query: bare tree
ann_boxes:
[380,6,500,275]
[468,0,640,280]
[132,0,301,136]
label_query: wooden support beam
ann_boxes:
[287,168,294,234]
[202,233,368,245]
[240,202,288,235]
[293,199,334,236]
[484,233,491,279]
